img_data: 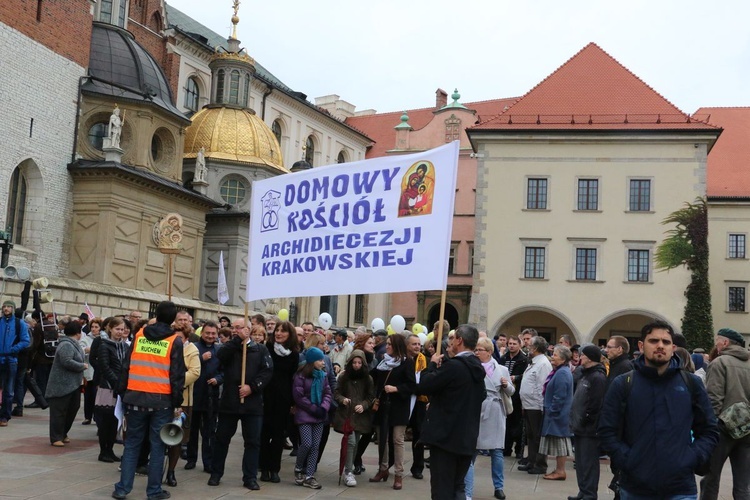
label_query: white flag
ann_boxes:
[217,251,229,305]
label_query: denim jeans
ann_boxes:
[0,361,17,420]
[620,488,696,500]
[464,448,505,497]
[114,407,173,497]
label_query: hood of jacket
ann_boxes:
[454,352,486,384]
[633,354,681,379]
[720,344,749,362]
[142,322,174,342]
[582,362,608,377]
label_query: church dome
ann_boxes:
[84,22,186,122]
[184,105,286,172]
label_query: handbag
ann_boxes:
[719,401,750,439]
[372,370,393,413]
[95,387,117,407]
[501,389,513,415]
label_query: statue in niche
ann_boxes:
[195,147,207,183]
[108,105,123,149]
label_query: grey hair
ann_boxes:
[530,335,548,355]
[554,345,572,363]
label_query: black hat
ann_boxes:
[581,344,602,363]
[373,329,388,337]
[718,328,746,348]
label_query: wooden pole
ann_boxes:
[167,254,174,301]
[240,301,249,403]
[435,289,447,356]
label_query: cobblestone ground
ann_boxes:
[0,398,736,499]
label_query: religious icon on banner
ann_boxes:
[398,161,435,217]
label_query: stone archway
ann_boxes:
[6,158,44,252]
[427,302,459,330]
[491,305,581,344]
[589,309,670,350]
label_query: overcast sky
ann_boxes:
[170,0,749,115]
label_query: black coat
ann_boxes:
[372,358,416,427]
[97,338,127,392]
[217,337,273,416]
[192,339,223,411]
[500,350,528,407]
[607,353,633,389]
[570,363,607,436]
[417,353,486,456]
[262,342,299,424]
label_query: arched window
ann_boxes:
[337,150,347,164]
[6,167,27,245]
[229,70,240,105]
[305,136,315,166]
[184,77,200,112]
[216,70,225,104]
[87,122,108,151]
[220,177,247,205]
[272,120,282,144]
[243,74,251,107]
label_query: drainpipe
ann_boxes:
[71,76,89,164]
[261,87,273,120]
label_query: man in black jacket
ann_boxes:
[569,345,607,500]
[499,335,527,458]
[185,321,223,473]
[417,324,486,500]
[208,318,272,490]
[603,335,633,499]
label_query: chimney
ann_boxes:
[435,88,448,109]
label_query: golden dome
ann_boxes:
[184,106,286,172]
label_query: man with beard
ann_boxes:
[598,321,718,500]
[0,299,30,426]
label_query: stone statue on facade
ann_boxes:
[195,147,207,183]
[108,105,123,149]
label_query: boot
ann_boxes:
[165,470,177,487]
[369,469,389,482]
[393,475,403,490]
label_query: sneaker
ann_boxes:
[303,477,322,489]
[146,490,171,500]
[11,407,23,417]
[111,490,127,500]
[343,472,357,487]
[135,466,148,476]
[294,469,305,486]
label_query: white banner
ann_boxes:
[246,141,459,301]
[217,251,229,305]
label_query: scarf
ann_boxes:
[481,360,495,378]
[311,368,326,405]
[542,365,559,396]
[376,353,402,371]
[274,342,292,357]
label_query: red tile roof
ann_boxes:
[471,43,718,131]
[346,97,518,158]
[695,107,750,198]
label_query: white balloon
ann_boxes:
[390,314,406,334]
[371,317,385,331]
[418,332,427,345]
[421,325,429,335]
[318,312,332,330]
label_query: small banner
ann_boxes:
[246,142,459,301]
[217,251,230,305]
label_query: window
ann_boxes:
[445,116,460,142]
[525,247,545,279]
[575,248,597,280]
[527,178,548,209]
[629,179,651,211]
[354,294,366,324]
[577,179,598,210]
[219,177,247,205]
[117,0,126,26]
[305,136,315,165]
[320,296,338,321]
[184,77,200,112]
[87,122,108,150]
[337,151,347,164]
[448,243,458,275]
[99,0,113,23]
[96,0,127,26]
[729,286,746,312]
[243,74,251,107]
[272,120,282,144]
[229,70,240,105]
[215,70,225,104]
[6,168,27,245]
[150,134,162,162]
[628,249,649,282]
[468,243,475,275]
[729,234,746,259]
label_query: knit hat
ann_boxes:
[2,299,16,309]
[717,328,746,348]
[581,344,602,363]
[305,346,325,364]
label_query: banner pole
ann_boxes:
[435,288,447,356]
[240,301,249,403]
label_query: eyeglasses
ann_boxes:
[474,348,488,353]
[605,344,618,349]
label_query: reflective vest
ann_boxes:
[127,329,178,395]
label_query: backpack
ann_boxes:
[619,368,710,476]
[37,311,60,358]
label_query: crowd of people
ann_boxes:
[1,298,749,500]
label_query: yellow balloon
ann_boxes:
[427,331,434,340]
[412,322,422,334]
[278,308,289,321]
[387,325,395,335]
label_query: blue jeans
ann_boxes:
[114,407,173,497]
[620,488,696,500]
[464,448,505,497]
[0,361,17,420]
